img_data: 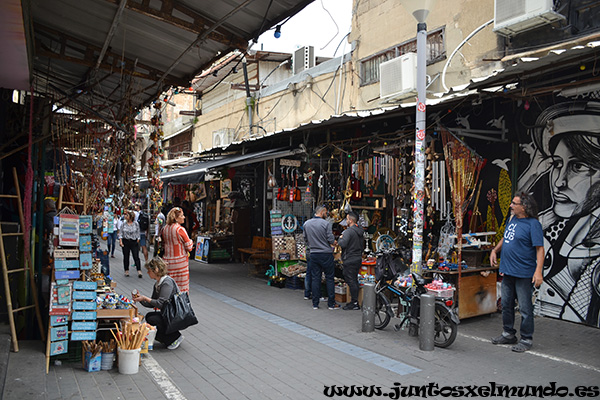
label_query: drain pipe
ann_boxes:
[242,57,253,137]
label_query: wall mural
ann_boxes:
[441,97,599,327]
[518,100,600,327]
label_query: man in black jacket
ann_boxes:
[338,212,364,310]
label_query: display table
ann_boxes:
[424,265,498,319]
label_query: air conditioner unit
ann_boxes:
[293,46,315,75]
[493,0,565,37]
[212,128,235,148]
[379,53,417,101]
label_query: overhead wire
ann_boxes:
[319,0,340,51]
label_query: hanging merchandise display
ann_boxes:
[147,106,165,208]
[441,128,485,271]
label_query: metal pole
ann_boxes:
[419,293,435,351]
[411,22,428,274]
[361,282,376,332]
[242,57,253,138]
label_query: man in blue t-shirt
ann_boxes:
[489,192,544,352]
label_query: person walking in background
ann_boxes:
[490,192,544,352]
[119,210,142,278]
[132,257,185,350]
[154,206,166,257]
[162,207,194,292]
[107,214,119,258]
[303,205,339,310]
[338,212,364,310]
[136,204,150,263]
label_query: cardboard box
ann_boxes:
[335,290,350,303]
[334,284,347,294]
[83,351,101,372]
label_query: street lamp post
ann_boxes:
[402,0,436,273]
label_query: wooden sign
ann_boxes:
[72,291,97,300]
[55,259,80,269]
[70,331,96,341]
[50,340,68,356]
[73,281,98,290]
[59,214,80,246]
[72,311,97,320]
[72,301,97,310]
[54,249,79,258]
[50,326,69,341]
[79,215,93,234]
[79,253,93,270]
[55,270,80,280]
[50,315,68,326]
[71,321,97,331]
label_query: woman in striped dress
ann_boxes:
[161,207,194,292]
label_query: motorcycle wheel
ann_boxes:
[374,292,391,330]
[433,303,458,348]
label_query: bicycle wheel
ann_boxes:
[433,303,458,348]
[374,292,391,330]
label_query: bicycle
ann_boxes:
[373,250,459,348]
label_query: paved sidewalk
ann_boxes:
[1,245,599,399]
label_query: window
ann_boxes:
[360,27,446,86]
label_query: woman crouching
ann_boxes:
[132,257,185,350]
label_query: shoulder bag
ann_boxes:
[161,279,198,334]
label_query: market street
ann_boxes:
[2,248,599,399]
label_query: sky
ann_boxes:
[254,0,353,58]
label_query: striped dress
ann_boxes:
[161,223,194,292]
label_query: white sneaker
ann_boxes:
[167,335,184,350]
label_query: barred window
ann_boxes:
[360,27,446,86]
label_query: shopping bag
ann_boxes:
[161,291,198,334]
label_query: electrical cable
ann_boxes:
[441,19,493,92]
[253,0,275,43]
[200,52,248,97]
[319,0,340,51]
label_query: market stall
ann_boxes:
[45,209,149,373]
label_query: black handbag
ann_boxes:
[161,284,198,334]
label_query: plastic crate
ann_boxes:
[285,276,303,290]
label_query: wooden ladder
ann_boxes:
[0,167,46,352]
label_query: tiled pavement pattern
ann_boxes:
[1,245,599,399]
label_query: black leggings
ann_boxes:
[122,238,141,272]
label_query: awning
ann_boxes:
[155,147,303,185]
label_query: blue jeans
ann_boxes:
[310,253,335,307]
[501,274,534,341]
[107,232,117,256]
[304,256,312,298]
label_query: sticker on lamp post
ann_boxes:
[417,102,426,112]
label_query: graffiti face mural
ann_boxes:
[519,101,600,327]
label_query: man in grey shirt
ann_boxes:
[303,206,339,310]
